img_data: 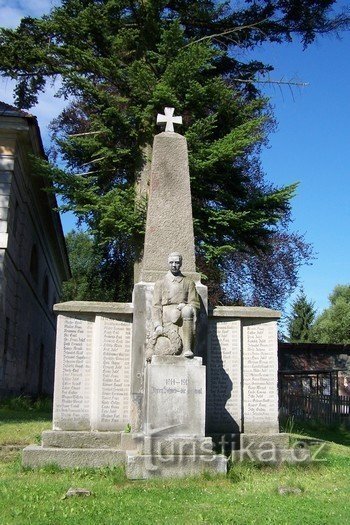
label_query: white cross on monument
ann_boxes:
[156,107,182,132]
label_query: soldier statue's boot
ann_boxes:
[182,319,194,358]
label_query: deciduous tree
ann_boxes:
[311,285,350,344]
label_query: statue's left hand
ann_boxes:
[177,303,186,311]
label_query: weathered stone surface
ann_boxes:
[64,488,93,498]
[53,314,94,430]
[231,447,310,464]
[41,430,122,449]
[278,486,303,496]
[130,282,154,431]
[207,318,242,434]
[145,356,206,437]
[142,436,214,456]
[91,315,131,431]
[52,309,132,432]
[207,309,281,440]
[211,306,281,319]
[125,451,227,479]
[54,301,133,314]
[242,319,279,434]
[22,445,126,468]
[141,133,199,283]
[148,255,200,361]
[0,233,8,248]
[239,433,290,450]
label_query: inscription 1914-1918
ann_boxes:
[152,377,202,395]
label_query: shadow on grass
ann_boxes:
[292,420,350,447]
[0,409,52,424]
[0,396,52,424]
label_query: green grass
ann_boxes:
[0,397,52,447]
[0,405,349,525]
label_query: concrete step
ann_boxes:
[22,445,127,468]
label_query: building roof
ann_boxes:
[0,100,71,281]
[0,101,32,117]
[279,342,350,353]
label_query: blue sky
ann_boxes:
[1,1,349,317]
[249,32,350,315]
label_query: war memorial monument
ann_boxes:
[23,108,307,478]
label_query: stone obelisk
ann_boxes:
[127,108,226,478]
[131,108,206,430]
[140,129,199,282]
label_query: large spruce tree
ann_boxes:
[0,1,347,304]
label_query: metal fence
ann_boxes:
[279,392,350,426]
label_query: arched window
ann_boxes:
[29,245,39,281]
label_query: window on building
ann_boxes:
[322,377,331,396]
[12,200,19,237]
[38,342,44,396]
[29,244,39,281]
[42,275,49,304]
[1,317,10,382]
[25,334,31,371]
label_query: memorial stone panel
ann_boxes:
[91,315,132,430]
[242,319,279,434]
[146,356,205,437]
[53,314,94,430]
[207,318,242,434]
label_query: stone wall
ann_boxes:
[279,342,350,396]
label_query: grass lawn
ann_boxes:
[0,403,349,525]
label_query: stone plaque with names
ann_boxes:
[53,314,94,430]
[91,315,132,430]
[242,320,279,434]
[206,318,242,434]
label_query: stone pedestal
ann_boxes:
[145,356,205,436]
[126,355,227,479]
[22,431,134,468]
[23,301,135,468]
[130,280,208,431]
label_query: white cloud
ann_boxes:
[0,6,26,28]
[0,1,59,28]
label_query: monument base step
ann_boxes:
[239,432,290,449]
[228,432,310,464]
[41,430,137,450]
[141,435,214,455]
[231,447,310,464]
[22,445,127,468]
[125,451,227,479]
